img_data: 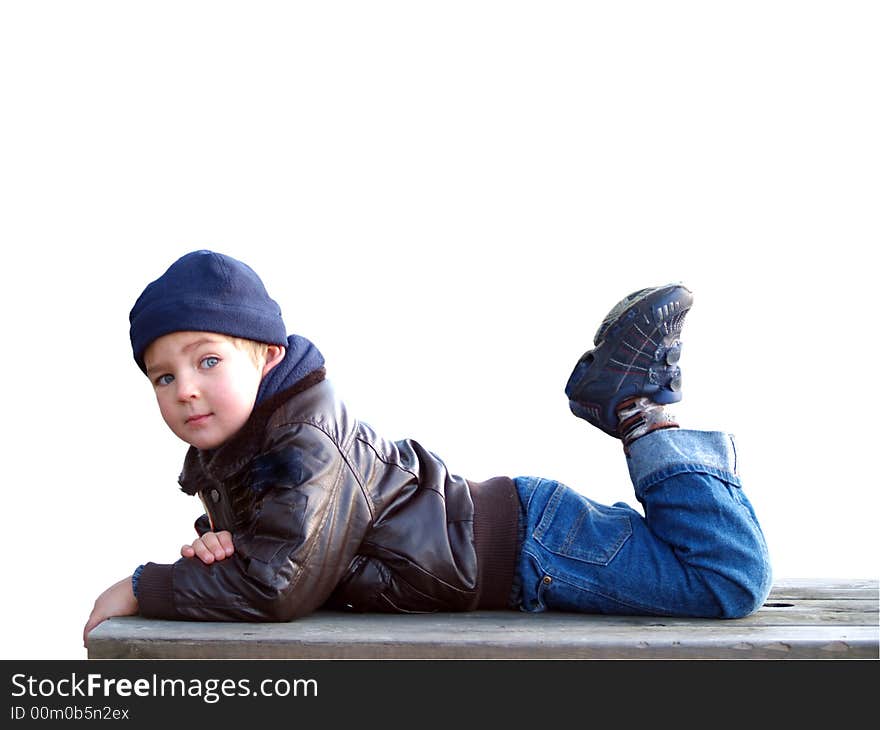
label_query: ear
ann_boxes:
[262,345,286,377]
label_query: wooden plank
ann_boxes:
[741,599,877,625]
[86,580,879,660]
[88,611,879,660]
[768,579,878,600]
[88,614,878,659]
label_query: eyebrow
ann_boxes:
[145,337,225,375]
[183,337,224,352]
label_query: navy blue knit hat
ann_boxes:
[129,250,289,373]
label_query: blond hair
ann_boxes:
[229,336,272,366]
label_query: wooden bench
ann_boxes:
[87,578,878,659]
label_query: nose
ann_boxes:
[175,374,200,401]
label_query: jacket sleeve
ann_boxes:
[194,513,211,536]
[136,422,371,622]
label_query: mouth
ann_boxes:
[185,413,212,425]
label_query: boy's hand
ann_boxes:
[82,576,138,648]
[181,530,235,564]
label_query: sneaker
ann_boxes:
[565,283,693,437]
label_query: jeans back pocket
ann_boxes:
[533,483,633,566]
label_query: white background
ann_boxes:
[1,1,876,659]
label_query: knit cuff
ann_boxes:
[131,564,145,597]
[135,562,178,619]
[469,477,520,609]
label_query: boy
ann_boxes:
[83,250,771,644]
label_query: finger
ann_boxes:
[181,544,195,558]
[83,614,101,647]
[217,531,235,556]
[201,532,226,561]
[192,539,216,564]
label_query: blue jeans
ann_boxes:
[512,429,772,618]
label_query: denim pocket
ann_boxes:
[533,483,632,565]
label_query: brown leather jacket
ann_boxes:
[135,370,521,621]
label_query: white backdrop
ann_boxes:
[1,1,876,659]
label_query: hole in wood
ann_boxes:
[762,602,795,608]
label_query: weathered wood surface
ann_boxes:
[87,579,879,660]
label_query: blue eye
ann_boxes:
[156,374,174,386]
[201,356,220,369]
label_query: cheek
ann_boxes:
[236,361,265,397]
[219,367,262,416]
[154,392,178,425]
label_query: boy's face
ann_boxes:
[144,331,275,450]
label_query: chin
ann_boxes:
[178,431,224,451]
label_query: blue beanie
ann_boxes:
[129,250,289,373]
